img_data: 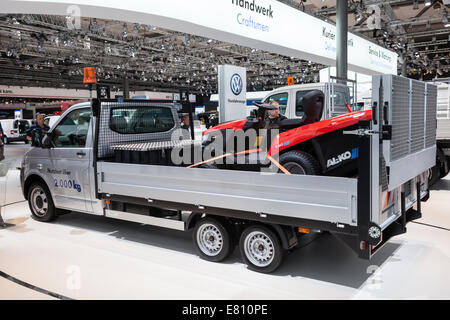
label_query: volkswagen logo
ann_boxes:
[230,73,243,96]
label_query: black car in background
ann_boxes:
[0,135,4,161]
[0,122,4,161]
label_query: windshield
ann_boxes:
[263,92,288,115]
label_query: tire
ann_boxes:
[278,150,320,175]
[239,225,285,273]
[444,157,450,179]
[429,165,440,187]
[199,162,217,169]
[28,181,57,222]
[437,148,448,179]
[4,137,9,144]
[193,217,234,262]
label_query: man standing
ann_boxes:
[26,113,50,144]
[181,114,190,130]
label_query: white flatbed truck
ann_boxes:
[20,75,436,273]
[431,82,450,184]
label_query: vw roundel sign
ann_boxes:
[230,73,243,96]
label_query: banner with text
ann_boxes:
[218,65,247,122]
[3,0,397,75]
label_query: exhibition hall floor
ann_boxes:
[1,167,449,299]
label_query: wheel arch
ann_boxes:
[24,174,50,200]
[186,212,204,230]
[265,223,297,250]
[278,139,325,173]
[241,222,297,250]
[187,214,297,250]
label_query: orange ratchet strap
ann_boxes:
[187,148,261,168]
[266,155,291,175]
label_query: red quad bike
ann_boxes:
[200,90,372,177]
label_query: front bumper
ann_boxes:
[7,135,27,142]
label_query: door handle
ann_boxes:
[76,152,86,157]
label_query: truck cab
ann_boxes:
[21,103,98,215]
[261,82,351,120]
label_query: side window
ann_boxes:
[264,92,288,115]
[295,90,315,116]
[330,91,349,107]
[110,106,175,134]
[53,108,91,147]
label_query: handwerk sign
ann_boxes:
[2,0,397,75]
[232,0,274,18]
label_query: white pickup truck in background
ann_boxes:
[432,82,450,184]
[0,119,32,144]
[261,82,352,120]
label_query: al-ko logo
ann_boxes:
[230,73,243,95]
[232,0,274,18]
[327,148,359,168]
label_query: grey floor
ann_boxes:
[1,144,449,299]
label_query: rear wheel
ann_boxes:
[28,182,57,222]
[193,217,234,262]
[428,165,440,186]
[278,150,320,175]
[437,148,449,179]
[239,225,285,273]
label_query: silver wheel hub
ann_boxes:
[283,162,306,175]
[244,231,275,267]
[30,187,48,217]
[196,223,223,256]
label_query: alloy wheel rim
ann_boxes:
[196,223,223,256]
[244,231,275,267]
[283,162,306,175]
[31,187,48,217]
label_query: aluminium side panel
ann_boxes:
[97,162,359,226]
[425,83,438,148]
[390,76,410,161]
[379,75,436,190]
[410,80,425,153]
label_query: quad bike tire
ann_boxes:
[278,150,321,175]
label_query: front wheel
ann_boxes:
[278,150,320,175]
[28,182,57,222]
[239,225,285,273]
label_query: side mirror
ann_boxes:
[41,133,53,149]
